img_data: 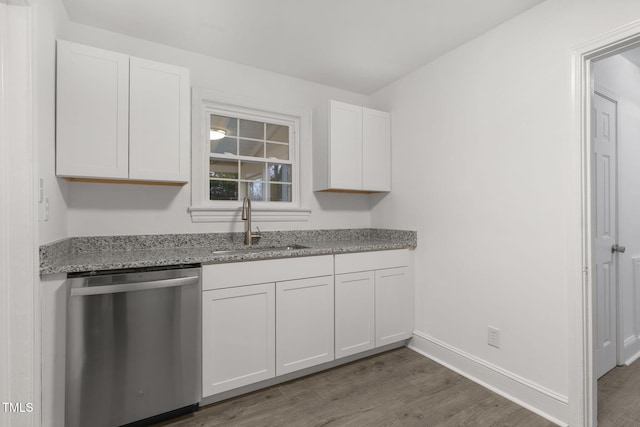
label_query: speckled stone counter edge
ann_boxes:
[40,228,417,274]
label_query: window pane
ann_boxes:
[210,115,237,137]
[210,180,238,200]
[239,119,264,139]
[268,163,291,183]
[239,139,264,158]
[240,161,265,181]
[266,143,289,160]
[209,160,238,179]
[210,137,237,155]
[266,124,289,143]
[269,183,291,202]
[241,181,264,201]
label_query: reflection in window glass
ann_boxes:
[239,119,264,139]
[269,183,291,202]
[209,160,238,179]
[210,180,238,200]
[241,181,264,201]
[210,115,237,137]
[266,124,288,143]
[210,137,237,155]
[208,111,293,203]
[239,139,264,158]
[268,163,291,183]
[240,161,264,181]
[266,143,289,160]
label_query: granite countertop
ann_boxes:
[40,229,417,275]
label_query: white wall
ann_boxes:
[60,23,373,237]
[37,0,69,244]
[370,0,640,424]
[593,54,640,364]
[35,1,72,425]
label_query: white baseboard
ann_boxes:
[409,331,568,427]
[624,335,640,365]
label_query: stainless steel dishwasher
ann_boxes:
[65,264,201,427]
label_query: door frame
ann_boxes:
[0,0,39,426]
[571,21,640,427]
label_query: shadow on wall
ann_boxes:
[313,191,378,213]
[66,180,183,211]
[369,192,390,210]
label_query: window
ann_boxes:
[209,114,293,202]
[189,89,310,223]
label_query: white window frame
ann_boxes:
[189,88,311,222]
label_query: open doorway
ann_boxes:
[591,46,640,426]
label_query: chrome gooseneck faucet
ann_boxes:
[241,196,261,245]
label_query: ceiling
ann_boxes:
[62,0,546,95]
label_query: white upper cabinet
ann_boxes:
[56,40,190,183]
[129,57,190,182]
[329,101,363,190]
[56,41,130,179]
[314,100,391,192]
[362,107,391,191]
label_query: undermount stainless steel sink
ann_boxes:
[211,244,310,255]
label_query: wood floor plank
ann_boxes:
[598,360,640,427]
[154,347,555,427]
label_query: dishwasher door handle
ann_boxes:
[71,276,199,297]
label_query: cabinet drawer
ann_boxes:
[335,249,409,274]
[202,255,333,290]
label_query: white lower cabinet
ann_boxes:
[375,267,413,346]
[202,283,275,396]
[335,271,375,358]
[335,250,414,357]
[276,276,335,375]
[201,256,334,399]
[201,250,412,400]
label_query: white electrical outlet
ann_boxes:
[488,326,500,349]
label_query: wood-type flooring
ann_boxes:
[155,347,556,427]
[598,360,640,427]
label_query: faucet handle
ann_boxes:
[253,226,262,239]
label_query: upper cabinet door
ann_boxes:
[129,57,190,182]
[362,108,391,192]
[56,40,130,179]
[329,100,363,190]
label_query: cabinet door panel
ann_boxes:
[329,101,362,190]
[202,283,275,397]
[335,272,375,358]
[375,267,413,346]
[276,276,334,375]
[56,40,129,179]
[362,108,391,191]
[129,57,190,182]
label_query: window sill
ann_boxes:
[188,206,311,223]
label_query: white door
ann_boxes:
[276,276,334,375]
[592,91,619,379]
